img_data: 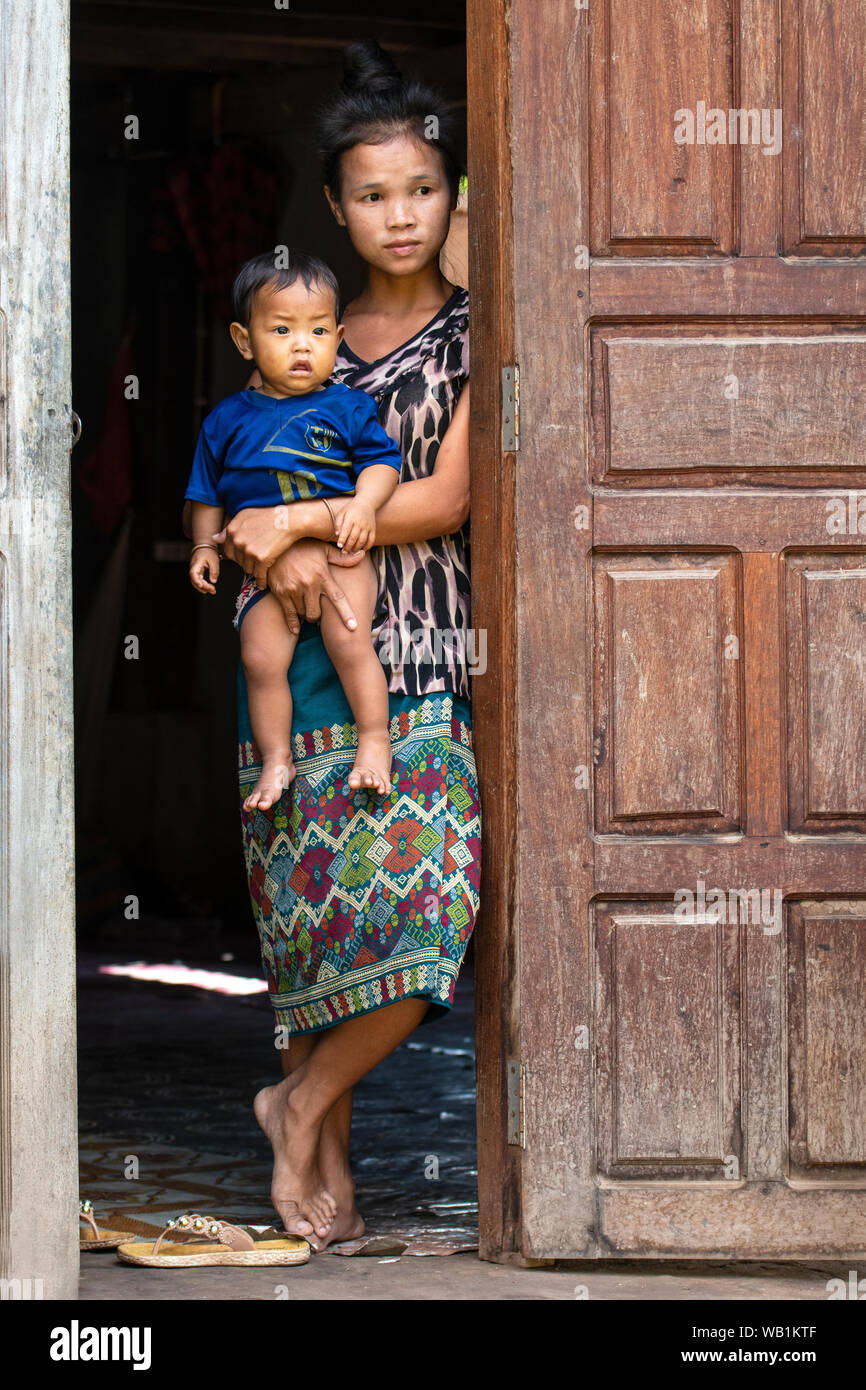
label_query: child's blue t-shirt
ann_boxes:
[184,382,403,517]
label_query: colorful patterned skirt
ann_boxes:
[237,620,482,1036]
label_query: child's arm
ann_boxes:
[186,412,226,593]
[189,502,225,594]
[334,464,400,554]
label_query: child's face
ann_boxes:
[230,278,344,396]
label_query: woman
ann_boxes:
[218,40,480,1249]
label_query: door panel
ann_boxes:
[787,900,866,1173]
[594,901,743,1179]
[781,0,866,254]
[593,553,743,834]
[471,0,866,1259]
[591,327,866,485]
[589,0,738,254]
[785,555,866,832]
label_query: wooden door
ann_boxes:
[0,0,78,1296]
[470,0,866,1260]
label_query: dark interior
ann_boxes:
[71,0,477,1247]
[71,0,468,957]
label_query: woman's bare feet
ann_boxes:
[308,1191,366,1251]
[243,754,295,812]
[306,1161,366,1251]
[253,1078,336,1241]
[348,729,392,795]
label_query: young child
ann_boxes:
[185,250,402,812]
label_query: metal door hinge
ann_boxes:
[506,1057,525,1147]
[502,366,519,452]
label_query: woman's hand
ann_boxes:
[267,538,366,635]
[214,507,297,588]
[214,495,356,588]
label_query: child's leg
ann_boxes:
[239,592,299,812]
[319,556,392,795]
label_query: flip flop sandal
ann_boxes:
[79,1200,140,1251]
[116,1213,310,1268]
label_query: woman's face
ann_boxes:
[326,132,454,278]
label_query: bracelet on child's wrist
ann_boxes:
[190,542,220,556]
[319,497,337,539]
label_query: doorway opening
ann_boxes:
[71,0,477,1256]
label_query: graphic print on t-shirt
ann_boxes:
[262,408,353,501]
[184,381,403,517]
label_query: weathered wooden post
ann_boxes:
[0,0,78,1299]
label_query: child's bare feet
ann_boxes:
[348,730,392,795]
[243,755,295,812]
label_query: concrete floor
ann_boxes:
[77,943,860,1302]
[80,1250,857,1301]
[76,944,478,1242]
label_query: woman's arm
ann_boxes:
[215,495,346,587]
[217,383,471,576]
[222,389,469,622]
[368,382,470,546]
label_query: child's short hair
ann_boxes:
[231,250,341,326]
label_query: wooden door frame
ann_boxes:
[0,0,528,1290]
[0,0,78,1299]
[0,0,519,1296]
[467,0,527,1264]
[469,0,596,1266]
[468,0,608,1264]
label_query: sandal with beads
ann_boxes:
[79,1199,140,1251]
[116,1212,310,1268]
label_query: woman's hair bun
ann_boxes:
[315,37,465,205]
[340,40,404,97]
